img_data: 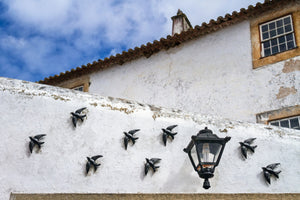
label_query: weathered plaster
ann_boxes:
[282,59,300,73]
[89,20,300,123]
[276,86,297,99]
[0,78,299,200]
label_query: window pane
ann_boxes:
[277,27,284,35]
[286,33,293,41]
[279,44,286,52]
[276,19,283,27]
[284,17,291,24]
[280,120,289,128]
[270,122,279,126]
[290,118,299,129]
[285,25,292,32]
[278,36,285,43]
[272,46,279,54]
[269,22,275,30]
[287,41,295,50]
[264,48,271,57]
[262,32,269,40]
[271,38,278,46]
[263,41,270,48]
[261,25,268,32]
[270,30,276,37]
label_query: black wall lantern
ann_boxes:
[184,127,231,189]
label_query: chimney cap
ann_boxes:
[177,9,183,15]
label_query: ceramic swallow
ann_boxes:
[162,125,178,146]
[144,158,161,175]
[86,155,103,175]
[262,163,281,184]
[239,138,257,159]
[29,134,46,153]
[71,107,87,128]
[123,129,140,150]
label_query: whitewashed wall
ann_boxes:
[0,77,299,200]
[89,21,300,122]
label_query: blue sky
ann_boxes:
[0,0,264,82]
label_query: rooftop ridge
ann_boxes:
[39,0,289,85]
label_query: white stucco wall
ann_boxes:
[89,21,300,122]
[0,77,299,200]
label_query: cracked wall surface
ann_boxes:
[0,77,299,200]
[89,21,299,123]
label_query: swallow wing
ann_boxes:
[244,138,256,144]
[150,158,161,164]
[91,155,103,161]
[162,133,167,146]
[29,141,34,153]
[124,136,129,150]
[75,107,87,114]
[72,116,77,127]
[86,161,91,175]
[166,125,177,131]
[144,163,150,175]
[34,134,46,140]
[128,129,140,135]
[241,145,247,159]
[263,171,271,184]
[266,163,280,170]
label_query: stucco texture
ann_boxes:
[0,77,299,200]
[89,21,300,122]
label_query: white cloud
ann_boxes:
[0,0,265,81]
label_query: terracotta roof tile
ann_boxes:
[39,0,295,85]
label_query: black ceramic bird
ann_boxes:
[144,158,161,175]
[239,138,257,159]
[71,107,87,128]
[162,125,178,146]
[262,163,281,184]
[123,129,140,150]
[29,134,46,153]
[86,155,103,175]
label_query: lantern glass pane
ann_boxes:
[197,143,222,169]
[190,145,198,168]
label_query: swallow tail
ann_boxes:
[270,170,281,178]
[169,132,177,139]
[153,166,160,172]
[37,141,44,148]
[94,164,101,172]
[132,137,138,144]
[248,145,257,153]
[79,115,86,122]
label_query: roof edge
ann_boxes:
[39,0,291,85]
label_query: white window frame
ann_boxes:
[260,15,296,57]
[269,115,300,130]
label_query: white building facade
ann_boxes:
[1,77,299,200]
[40,0,300,126]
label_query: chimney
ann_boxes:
[171,9,192,36]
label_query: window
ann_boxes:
[250,4,300,69]
[57,76,90,92]
[72,85,84,91]
[260,15,296,57]
[269,115,300,130]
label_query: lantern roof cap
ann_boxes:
[198,127,213,135]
